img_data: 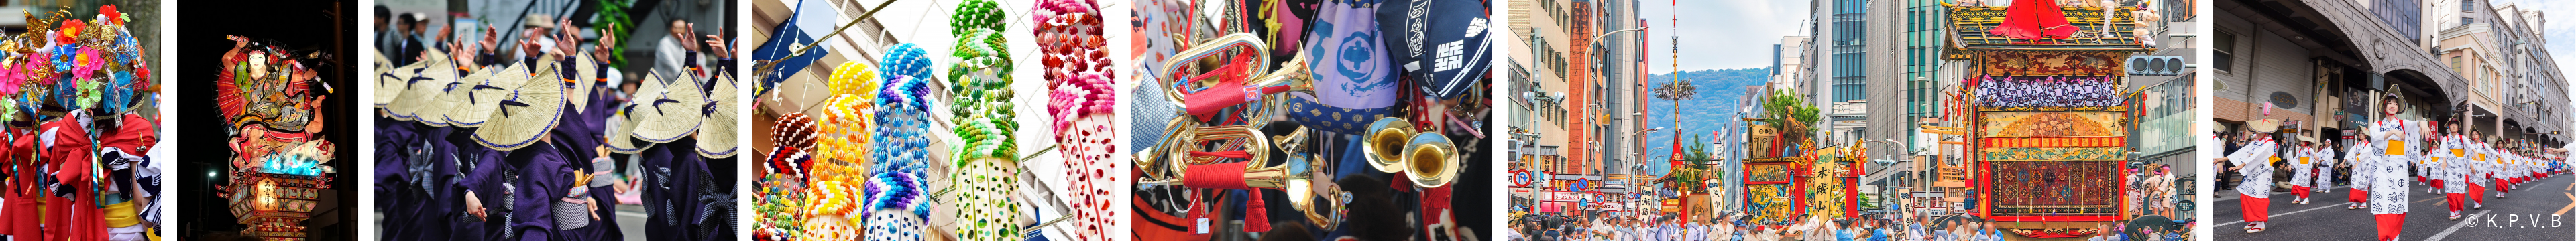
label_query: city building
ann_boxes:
[2135,0,2202,175]
[1587,0,1650,214]
[1508,0,1584,214]
[1811,0,1868,147]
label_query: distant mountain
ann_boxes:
[1639,68,1771,176]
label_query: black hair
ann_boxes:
[1257,222,1316,241]
[1337,175,1412,241]
[2383,93,2406,114]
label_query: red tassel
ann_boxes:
[1245,190,1271,232]
[1390,172,1415,193]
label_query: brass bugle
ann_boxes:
[1162,125,1272,176]
[1157,33,1270,104]
[1404,133,1461,189]
[1363,117,1415,173]
[1152,33,1290,129]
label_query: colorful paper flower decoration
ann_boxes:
[55,20,81,45]
[0,60,24,96]
[74,77,97,110]
[73,46,101,80]
[99,5,123,25]
[50,46,72,73]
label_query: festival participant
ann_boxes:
[2438,121,2470,219]
[2365,93,2422,241]
[2308,135,2329,204]
[2500,148,2516,191]
[2426,132,2447,194]
[2348,138,2378,210]
[2217,118,2283,232]
[2312,138,2338,195]
[2464,132,2488,209]
[2523,151,2536,187]
[2480,136,2506,199]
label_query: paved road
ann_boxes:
[2215,173,2576,241]
[370,204,653,240]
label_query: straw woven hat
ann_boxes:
[421,74,463,127]
[439,62,502,127]
[385,50,450,121]
[473,63,565,151]
[606,103,648,154]
[2246,119,2282,134]
[372,52,400,106]
[631,72,703,143]
[697,74,739,158]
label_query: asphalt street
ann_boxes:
[2216,173,2576,241]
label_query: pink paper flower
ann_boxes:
[72,46,102,81]
[0,61,24,96]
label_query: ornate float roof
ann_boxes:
[1947,5,2155,52]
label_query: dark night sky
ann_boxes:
[176,0,355,239]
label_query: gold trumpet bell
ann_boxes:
[1404,133,1461,189]
[1363,117,1415,173]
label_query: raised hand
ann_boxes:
[434,23,454,46]
[671,22,699,53]
[593,25,618,62]
[520,29,545,58]
[557,17,579,56]
[481,25,501,54]
[702,27,729,59]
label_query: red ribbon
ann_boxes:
[1180,161,1254,190]
[1181,55,1257,119]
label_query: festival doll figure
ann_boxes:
[2288,134,2320,204]
[2367,94,2422,241]
[2438,122,2471,219]
[2219,118,2284,232]
[2349,138,2379,210]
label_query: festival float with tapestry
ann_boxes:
[1734,90,1862,227]
[1946,1,2153,238]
